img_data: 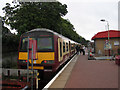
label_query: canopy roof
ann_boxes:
[91,30,120,40]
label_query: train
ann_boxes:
[17,28,80,79]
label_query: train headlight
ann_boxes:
[41,60,54,64]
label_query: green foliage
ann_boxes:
[2,34,19,53]
[2,52,18,68]
[1,16,19,53]
[2,26,9,36]
[2,1,88,46]
[3,2,68,35]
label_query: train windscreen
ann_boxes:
[20,37,53,52]
[37,37,53,51]
[20,38,36,51]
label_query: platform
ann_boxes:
[48,55,118,88]
[95,56,113,60]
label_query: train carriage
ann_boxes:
[18,28,78,78]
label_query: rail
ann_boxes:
[2,68,38,89]
[43,54,77,89]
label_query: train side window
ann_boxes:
[71,44,74,50]
[66,43,68,51]
[71,44,72,50]
[69,41,71,50]
[63,42,65,53]
[60,42,62,57]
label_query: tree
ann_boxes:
[2,2,68,35]
[2,1,88,45]
[1,16,9,36]
[1,16,19,53]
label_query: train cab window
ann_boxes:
[63,42,65,53]
[37,37,53,52]
[66,43,68,51]
[20,38,28,51]
[20,38,36,51]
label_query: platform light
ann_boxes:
[100,19,110,56]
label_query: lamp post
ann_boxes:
[100,19,109,40]
[100,19,110,56]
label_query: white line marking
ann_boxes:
[42,55,77,90]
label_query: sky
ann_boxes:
[0,0,119,41]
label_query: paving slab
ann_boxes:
[49,55,118,89]
[65,55,118,88]
[95,56,113,60]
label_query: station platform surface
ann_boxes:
[49,55,118,88]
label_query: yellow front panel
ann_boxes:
[33,52,54,64]
[19,52,38,60]
[19,52,28,60]
[19,52,55,64]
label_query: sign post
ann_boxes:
[104,40,112,56]
[27,37,29,83]
[27,38,37,89]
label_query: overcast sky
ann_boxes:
[0,0,119,41]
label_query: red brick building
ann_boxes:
[91,30,120,56]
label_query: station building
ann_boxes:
[91,30,120,56]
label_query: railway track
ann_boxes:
[40,54,77,89]
[1,54,77,90]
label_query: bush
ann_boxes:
[2,35,20,53]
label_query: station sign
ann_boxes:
[29,39,37,60]
[104,40,112,50]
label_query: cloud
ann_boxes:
[0,0,118,40]
[0,0,12,16]
[59,0,119,4]
[63,2,118,40]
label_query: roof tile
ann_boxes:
[91,30,120,40]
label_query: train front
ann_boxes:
[18,29,56,74]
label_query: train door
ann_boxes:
[58,38,63,62]
[69,41,71,57]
